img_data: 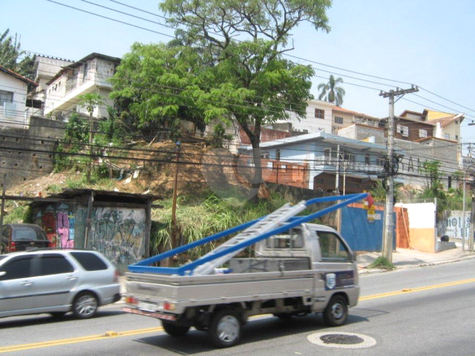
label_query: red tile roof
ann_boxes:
[0,65,38,87]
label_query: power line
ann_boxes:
[43,0,475,119]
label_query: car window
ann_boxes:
[12,227,46,241]
[0,256,32,280]
[70,252,108,271]
[318,231,351,262]
[34,254,74,276]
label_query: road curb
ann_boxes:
[359,255,475,276]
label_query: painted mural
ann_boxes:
[33,203,75,249]
[88,207,146,270]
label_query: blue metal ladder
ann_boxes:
[128,193,368,276]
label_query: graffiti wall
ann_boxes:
[441,211,471,240]
[78,206,146,271]
[32,203,76,249]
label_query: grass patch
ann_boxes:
[368,256,395,270]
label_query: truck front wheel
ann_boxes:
[323,295,348,327]
[162,321,190,337]
[209,309,241,348]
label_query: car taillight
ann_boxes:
[125,296,138,305]
[163,301,175,311]
[10,241,16,252]
[113,269,119,283]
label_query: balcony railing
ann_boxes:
[314,155,384,174]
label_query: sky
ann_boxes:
[2,0,475,146]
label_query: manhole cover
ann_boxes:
[321,334,364,345]
[308,332,376,349]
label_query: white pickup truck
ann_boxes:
[123,194,367,348]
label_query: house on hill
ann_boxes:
[239,131,391,194]
[44,52,120,121]
[0,65,38,129]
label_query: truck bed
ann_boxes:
[125,264,316,313]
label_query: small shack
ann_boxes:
[29,189,162,271]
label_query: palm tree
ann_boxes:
[77,92,104,183]
[318,75,345,107]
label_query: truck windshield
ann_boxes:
[266,229,304,249]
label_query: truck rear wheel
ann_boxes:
[162,321,190,337]
[209,309,241,348]
[323,295,348,327]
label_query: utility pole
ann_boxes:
[380,86,419,263]
[0,174,6,228]
[171,141,181,251]
[471,174,475,252]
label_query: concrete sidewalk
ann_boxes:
[357,247,475,275]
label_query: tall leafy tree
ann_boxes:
[318,74,345,106]
[0,29,34,79]
[112,0,331,194]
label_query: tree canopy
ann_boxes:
[0,29,34,79]
[111,0,332,193]
[318,74,345,107]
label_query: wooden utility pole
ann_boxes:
[171,142,181,250]
[380,86,418,263]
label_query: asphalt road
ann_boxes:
[2,259,475,355]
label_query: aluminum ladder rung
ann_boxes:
[192,201,307,275]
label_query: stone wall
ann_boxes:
[0,116,66,189]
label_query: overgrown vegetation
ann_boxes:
[149,190,289,263]
[368,256,395,270]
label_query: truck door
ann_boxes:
[313,231,357,309]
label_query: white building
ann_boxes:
[44,53,120,120]
[274,99,334,135]
[0,65,38,129]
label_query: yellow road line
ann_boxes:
[360,277,475,301]
[3,277,475,353]
[0,327,163,354]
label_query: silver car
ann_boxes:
[0,250,121,319]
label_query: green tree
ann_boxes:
[54,112,89,172]
[318,74,345,106]
[112,0,331,194]
[0,29,34,79]
[77,92,105,183]
[109,42,206,143]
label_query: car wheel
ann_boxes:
[162,321,190,337]
[72,292,98,319]
[209,309,241,348]
[323,295,348,327]
[50,312,67,318]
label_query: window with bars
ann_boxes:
[419,129,428,138]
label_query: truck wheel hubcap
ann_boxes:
[217,315,239,343]
[332,303,344,319]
